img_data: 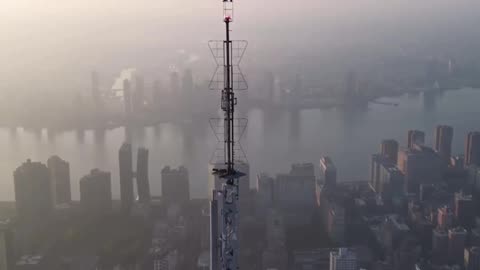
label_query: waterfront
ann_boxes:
[0,87,478,201]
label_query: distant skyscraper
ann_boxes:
[133,75,145,113]
[119,143,134,214]
[378,163,404,197]
[136,147,151,204]
[320,157,337,188]
[79,169,112,215]
[329,248,357,270]
[371,154,389,193]
[381,139,399,163]
[454,192,474,229]
[465,132,480,166]
[0,220,15,270]
[123,79,133,118]
[14,159,53,222]
[161,166,190,205]
[434,125,453,161]
[407,130,425,149]
[448,227,467,265]
[47,155,71,205]
[256,173,274,208]
[465,246,480,270]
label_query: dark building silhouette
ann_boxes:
[448,227,467,265]
[133,75,145,113]
[47,155,71,205]
[123,79,132,118]
[79,169,112,215]
[432,228,448,265]
[465,246,480,270]
[320,156,337,188]
[161,166,190,205]
[466,131,480,166]
[434,125,453,161]
[119,143,134,214]
[407,130,425,149]
[136,147,151,204]
[14,159,53,222]
[0,220,15,270]
[454,192,474,229]
[381,139,399,163]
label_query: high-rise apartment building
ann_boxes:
[79,169,112,215]
[397,145,442,193]
[136,147,151,204]
[381,139,399,163]
[407,130,425,149]
[14,159,53,222]
[454,192,474,229]
[434,125,454,161]
[47,155,71,205]
[119,143,134,214]
[466,132,480,166]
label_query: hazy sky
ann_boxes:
[1,0,479,92]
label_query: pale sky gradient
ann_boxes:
[1,0,479,92]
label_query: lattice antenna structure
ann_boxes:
[209,1,247,270]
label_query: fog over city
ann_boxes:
[2,1,480,270]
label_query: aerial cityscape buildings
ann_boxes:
[119,142,134,215]
[47,155,71,206]
[79,169,112,215]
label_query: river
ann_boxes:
[0,88,478,201]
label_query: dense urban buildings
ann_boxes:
[79,169,112,215]
[6,125,480,270]
[47,155,71,205]
[119,142,134,214]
